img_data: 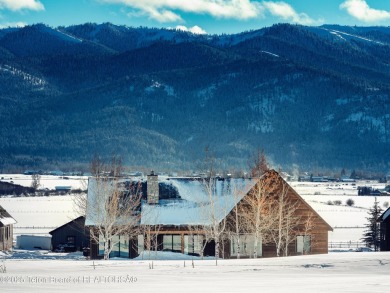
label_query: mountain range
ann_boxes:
[0,22,389,173]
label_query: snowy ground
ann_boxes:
[0,174,87,190]
[290,181,390,245]
[0,251,389,292]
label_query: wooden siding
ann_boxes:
[50,217,89,251]
[380,217,390,251]
[0,224,13,251]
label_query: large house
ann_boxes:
[85,170,332,259]
[379,207,390,251]
[0,205,16,251]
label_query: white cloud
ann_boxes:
[175,25,207,35]
[101,0,323,25]
[340,0,390,22]
[0,21,27,28]
[100,0,263,22]
[262,1,320,25]
[0,0,44,11]
[145,8,182,22]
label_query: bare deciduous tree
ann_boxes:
[200,175,227,265]
[226,186,246,259]
[31,174,41,191]
[241,175,275,258]
[198,149,227,265]
[140,210,162,260]
[265,172,315,257]
[86,156,142,260]
[249,148,269,178]
[300,212,315,254]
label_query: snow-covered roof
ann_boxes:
[141,178,255,226]
[85,178,139,226]
[85,176,255,226]
[0,205,17,226]
[381,207,390,221]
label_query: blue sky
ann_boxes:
[1,0,390,34]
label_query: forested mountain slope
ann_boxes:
[0,23,389,172]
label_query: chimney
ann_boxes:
[147,170,159,204]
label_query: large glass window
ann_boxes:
[98,235,131,258]
[98,235,104,255]
[173,235,181,252]
[296,235,311,254]
[230,234,262,257]
[138,235,144,254]
[110,235,120,257]
[119,236,129,258]
[184,235,204,255]
[162,235,182,252]
[163,235,173,251]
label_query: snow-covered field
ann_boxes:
[0,174,87,190]
[0,196,80,236]
[290,181,390,244]
[0,250,389,292]
[0,175,86,236]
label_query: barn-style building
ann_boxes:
[86,170,332,259]
[49,216,90,252]
[0,205,16,251]
[379,207,390,251]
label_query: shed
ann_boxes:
[16,235,51,250]
[0,205,16,251]
[49,216,89,252]
[378,207,390,251]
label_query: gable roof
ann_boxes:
[85,170,333,231]
[0,205,17,226]
[49,216,85,235]
[142,170,332,231]
[141,178,255,226]
[378,207,390,222]
[274,171,333,231]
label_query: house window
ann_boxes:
[119,236,129,258]
[296,235,311,254]
[162,235,181,252]
[137,235,144,254]
[67,236,75,244]
[230,234,262,257]
[184,235,204,255]
[98,235,105,255]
